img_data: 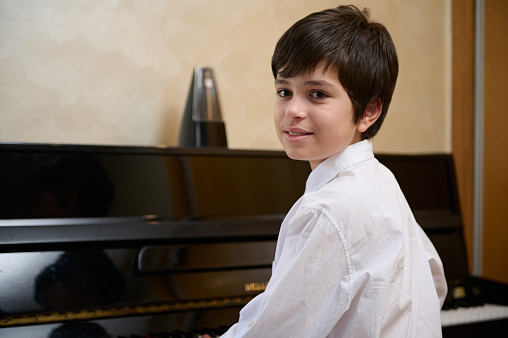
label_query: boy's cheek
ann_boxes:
[273,108,285,124]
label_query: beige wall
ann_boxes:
[0,0,450,154]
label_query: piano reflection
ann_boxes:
[1,143,507,337]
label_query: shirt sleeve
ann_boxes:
[222,205,352,337]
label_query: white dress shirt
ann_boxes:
[221,139,447,337]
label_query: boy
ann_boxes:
[221,5,447,337]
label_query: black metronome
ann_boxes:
[178,67,228,148]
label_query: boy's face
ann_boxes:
[274,65,363,170]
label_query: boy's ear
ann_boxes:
[357,99,382,133]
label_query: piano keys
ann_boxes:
[441,303,508,327]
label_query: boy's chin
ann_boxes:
[283,149,310,162]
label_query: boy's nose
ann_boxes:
[285,97,307,119]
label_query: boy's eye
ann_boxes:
[277,89,292,97]
[311,90,328,99]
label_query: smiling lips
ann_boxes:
[284,129,313,142]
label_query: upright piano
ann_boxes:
[0,143,507,337]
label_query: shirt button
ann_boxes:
[247,321,254,327]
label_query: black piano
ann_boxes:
[1,143,507,337]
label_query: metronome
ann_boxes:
[178,67,228,148]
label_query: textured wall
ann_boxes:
[0,0,450,153]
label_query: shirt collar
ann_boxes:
[304,139,375,194]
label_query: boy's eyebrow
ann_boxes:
[275,78,290,85]
[304,80,335,88]
[275,77,336,88]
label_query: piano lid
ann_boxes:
[0,143,310,222]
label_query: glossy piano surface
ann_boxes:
[0,143,309,221]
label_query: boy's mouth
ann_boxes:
[284,127,313,135]
[287,131,312,136]
[283,129,313,142]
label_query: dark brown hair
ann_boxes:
[271,5,398,139]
